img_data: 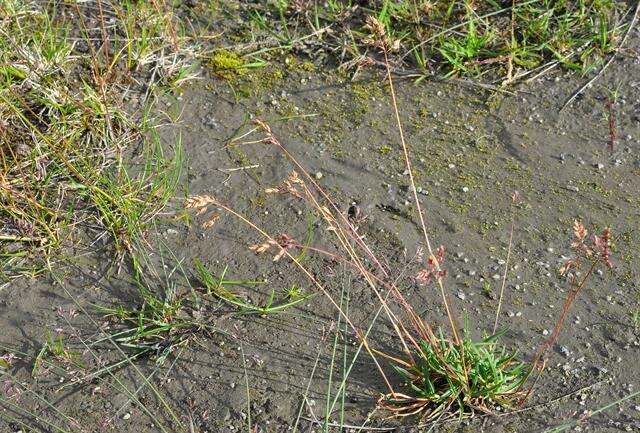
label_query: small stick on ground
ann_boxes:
[218,164,260,184]
[0,234,45,243]
[606,97,617,154]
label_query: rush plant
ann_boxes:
[379,330,528,418]
[182,13,616,425]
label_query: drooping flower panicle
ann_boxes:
[560,220,613,277]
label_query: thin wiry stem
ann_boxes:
[254,130,434,355]
[211,200,396,396]
[518,260,598,405]
[493,196,517,335]
[381,48,460,345]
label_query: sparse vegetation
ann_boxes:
[0,0,193,281]
[0,1,637,432]
[187,18,619,423]
[209,0,632,81]
[195,258,311,314]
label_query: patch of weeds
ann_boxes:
[98,289,212,365]
[482,280,494,298]
[111,0,199,86]
[284,285,305,301]
[195,258,311,315]
[89,245,309,367]
[92,131,184,257]
[438,10,493,77]
[33,333,84,377]
[88,247,220,367]
[215,0,630,80]
[0,1,195,280]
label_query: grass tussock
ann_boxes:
[0,0,196,280]
[379,331,528,418]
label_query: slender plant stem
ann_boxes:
[211,200,396,395]
[382,47,460,344]
[493,197,517,334]
[240,343,252,433]
[519,260,598,405]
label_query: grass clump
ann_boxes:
[99,294,211,365]
[0,0,195,280]
[92,249,310,365]
[195,258,310,315]
[379,331,528,418]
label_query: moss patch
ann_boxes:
[208,50,248,79]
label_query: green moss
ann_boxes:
[285,56,316,73]
[275,98,298,117]
[333,149,346,159]
[300,61,315,72]
[351,83,376,101]
[379,145,393,155]
[208,50,247,79]
[446,198,471,214]
[241,66,286,97]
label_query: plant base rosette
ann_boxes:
[379,332,529,420]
